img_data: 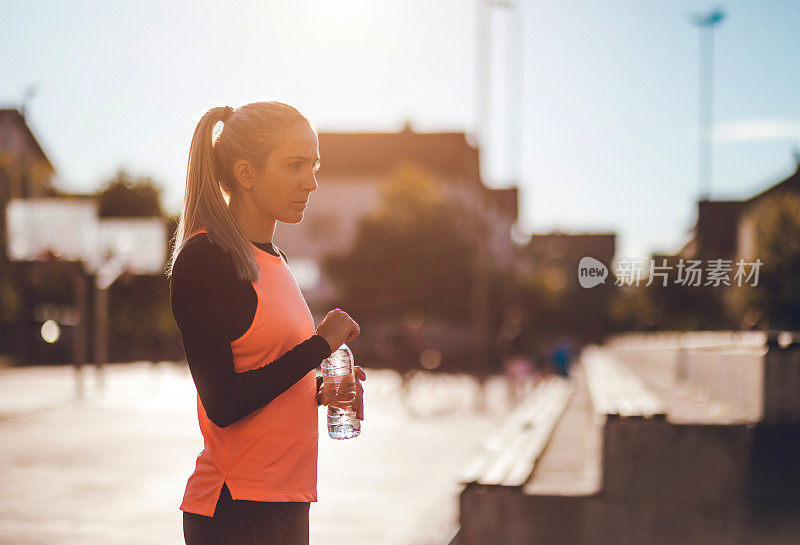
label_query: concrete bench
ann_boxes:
[582,345,666,419]
[604,331,800,424]
[460,375,574,488]
[455,339,800,545]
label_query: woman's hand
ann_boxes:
[317,365,366,420]
[315,308,360,352]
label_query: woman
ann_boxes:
[167,101,366,545]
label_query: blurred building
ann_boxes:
[0,108,61,362]
[679,154,800,262]
[273,121,519,306]
[0,108,57,261]
[520,232,616,292]
[665,155,800,328]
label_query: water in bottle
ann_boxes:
[321,343,361,439]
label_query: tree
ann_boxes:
[736,191,800,330]
[96,168,166,217]
[607,251,736,332]
[322,162,485,325]
[609,278,733,332]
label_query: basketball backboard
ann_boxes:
[91,217,167,288]
[6,198,99,262]
[6,198,167,287]
[91,217,168,275]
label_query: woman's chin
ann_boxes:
[279,209,306,224]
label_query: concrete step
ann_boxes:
[608,348,757,425]
[522,362,601,497]
[606,341,767,423]
[460,374,574,488]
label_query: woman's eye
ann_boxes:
[289,162,320,171]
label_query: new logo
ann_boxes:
[578,257,608,288]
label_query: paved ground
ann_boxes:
[0,361,526,545]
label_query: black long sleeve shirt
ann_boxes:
[170,232,332,429]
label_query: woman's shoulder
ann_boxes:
[172,232,237,284]
[170,232,239,327]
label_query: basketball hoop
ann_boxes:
[5,197,168,399]
[6,198,166,285]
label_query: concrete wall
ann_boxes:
[459,489,587,545]
[610,345,765,420]
[595,418,750,545]
[763,344,800,424]
[606,332,800,424]
[460,418,753,545]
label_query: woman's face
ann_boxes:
[249,122,320,224]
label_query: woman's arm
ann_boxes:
[179,327,330,428]
[171,238,331,428]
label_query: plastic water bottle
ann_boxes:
[321,343,361,440]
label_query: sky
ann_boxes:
[2,0,799,259]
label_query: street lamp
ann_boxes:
[475,0,522,184]
[690,8,726,200]
[474,0,523,391]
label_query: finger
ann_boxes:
[355,366,366,380]
[354,382,362,400]
[355,387,364,420]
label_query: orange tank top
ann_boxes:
[179,228,319,517]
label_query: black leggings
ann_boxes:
[183,483,310,545]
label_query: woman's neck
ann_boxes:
[228,198,276,244]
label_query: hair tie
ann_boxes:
[222,106,234,123]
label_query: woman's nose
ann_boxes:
[303,174,318,192]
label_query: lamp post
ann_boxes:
[473,0,524,400]
[690,8,725,201]
[475,0,520,181]
[506,1,524,190]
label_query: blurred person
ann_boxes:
[497,316,535,405]
[549,336,574,378]
[503,352,535,406]
[167,102,366,545]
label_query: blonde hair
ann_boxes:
[166,101,315,283]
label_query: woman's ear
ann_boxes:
[232,159,255,190]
